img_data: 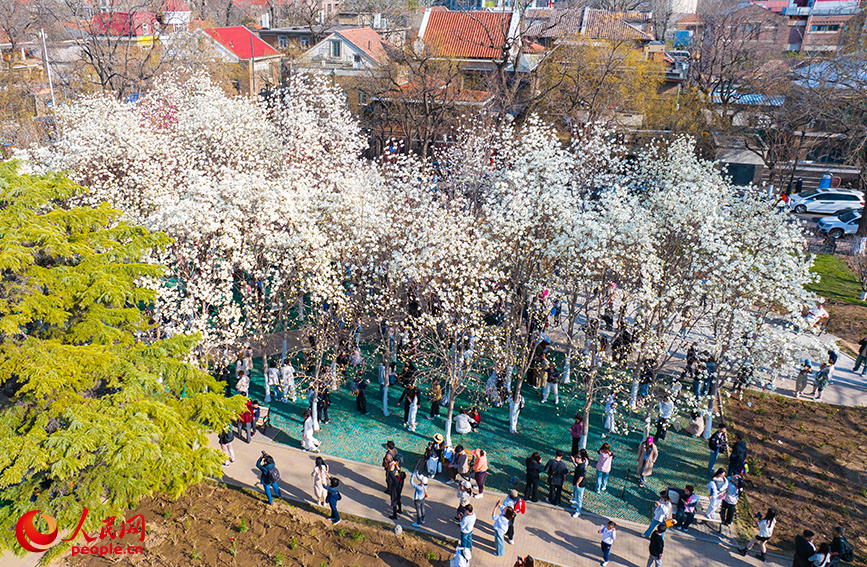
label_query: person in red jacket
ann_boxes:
[238,398,254,443]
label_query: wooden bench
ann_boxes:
[255,406,271,434]
[695,495,724,533]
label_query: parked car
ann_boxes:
[817,209,862,238]
[788,189,865,214]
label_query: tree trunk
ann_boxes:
[579,366,598,450]
[263,354,270,402]
[444,392,456,447]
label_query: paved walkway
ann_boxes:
[214,432,791,567]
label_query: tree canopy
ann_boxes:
[0,161,244,554]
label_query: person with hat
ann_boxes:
[502,489,525,545]
[450,546,471,567]
[637,436,658,487]
[455,478,473,520]
[410,470,429,527]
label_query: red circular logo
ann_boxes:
[15,510,59,553]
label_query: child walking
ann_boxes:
[599,521,617,567]
[325,478,342,525]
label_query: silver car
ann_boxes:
[817,210,862,238]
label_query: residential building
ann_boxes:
[295,26,390,76]
[202,26,283,92]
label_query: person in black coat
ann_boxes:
[524,452,543,502]
[793,530,816,567]
[728,432,748,476]
[648,524,665,566]
[544,450,569,506]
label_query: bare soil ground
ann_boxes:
[727,391,867,566]
[826,301,867,347]
[57,482,455,567]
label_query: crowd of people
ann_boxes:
[215,329,856,567]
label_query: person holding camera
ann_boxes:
[739,508,776,562]
[256,452,282,505]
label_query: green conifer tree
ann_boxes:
[0,162,245,553]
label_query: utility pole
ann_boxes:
[249,31,255,96]
[41,28,57,113]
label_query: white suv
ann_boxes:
[788,189,865,214]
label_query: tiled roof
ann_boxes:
[339,27,389,65]
[204,26,280,59]
[90,11,158,37]
[582,8,654,41]
[162,0,190,11]
[421,10,513,59]
[381,80,493,105]
[526,8,653,40]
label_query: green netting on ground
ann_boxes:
[238,345,715,525]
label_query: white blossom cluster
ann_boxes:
[21,72,821,434]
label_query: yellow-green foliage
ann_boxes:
[0,162,246,553]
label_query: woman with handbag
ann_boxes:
[642,491,673,537]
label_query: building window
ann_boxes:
[330,40,341,57]
[278,36,288,48]
[300,37,310,48]
[742,23,761,39]
[811,24,840,32]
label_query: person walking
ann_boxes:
[469,448,488,498]
[545,450,569,506]
[643,491,673,537]
[811,363,831,401]
[525,452,543,502]
[410,471,428,527]
[596,443,614,492]
[721,473,744,526]
[570,449,589,518]
[795,360,812,398]
[353,374,369,415]
[706,469,729,520]
[316,385,331,424]
[324,478,342,525]
[491,504,513,556]
[406,385,419,432]
[599,520,617,567]
[541,361,559,404]
[458,503,476,550]
[740,508,777,561]
[637,437,658,487]
[794,531,817,567]
[256,452,282,505]
[429,378,443,419]
[568,414,584,457]
[218,425,235,465]
[654,396,675,441]
[238,398,253,443]
[603,393,616,434]
[509,389,524,434]
[646,524,666,567]
[280,358,296,402]
[312,456,330,506]
[707,423,728,477]
[854,338,867,375]
[728,432,748,476]
[398,382,413,426]
[383,440,398,493]
[674,485,698,532]
[301,408,320,452]
[378,356,390,417]
[503,489,525,545]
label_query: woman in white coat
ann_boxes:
[706,468,729,520]
[302,409,320,452]
[407,386,419,432]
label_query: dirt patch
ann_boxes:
[726,392,867,565]
[55,482,453,567]
[826,301,867,346]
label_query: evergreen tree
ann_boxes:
[0,162,245,553]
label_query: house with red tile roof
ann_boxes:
[202,26,283,93]
[296,26,391,76]
[417,9,519,62]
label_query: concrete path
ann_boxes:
[214,432,791,567]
